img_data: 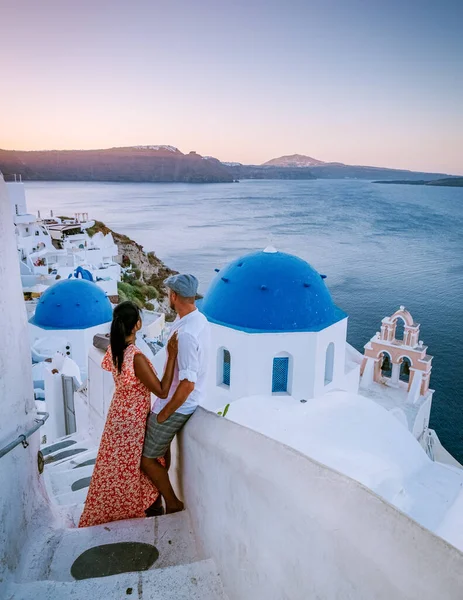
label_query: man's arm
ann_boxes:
[157,331,198,423]
[157,380,194,422]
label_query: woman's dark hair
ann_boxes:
[110,301,141,373]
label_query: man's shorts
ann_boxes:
[142,412,192,459]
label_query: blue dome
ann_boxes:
[200,250,346,333]
[30,279,112,330]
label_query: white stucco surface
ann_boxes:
[177,408,463,600]
[6,181,28,215]
[219,391,463,543]
[0,176,51,588]
[204,319,356,410]
[29,321,111,377]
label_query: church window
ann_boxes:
[222,349,231,386]
[272,357,289,393]
[324,343,335,385]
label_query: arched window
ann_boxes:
[380,352,392,378]
[221,348,231,386]
[272,355,289,393]
[399,357,411,383]
[324,343,335,385]
[394,318,405,341]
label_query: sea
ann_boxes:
[24,179,463,461]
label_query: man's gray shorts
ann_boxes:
[142,412,191,459]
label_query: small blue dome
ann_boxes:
[31,279,112,330]
[200,250,346,333]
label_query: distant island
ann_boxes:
[374,177,463,187]
[0,147,459,184]
[0,146,234,184]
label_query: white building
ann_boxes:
[6,181,121,298]
[29,278,113,376]
[199,247,359,409]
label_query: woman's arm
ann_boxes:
[134,334,178,398]
[134,352,175,399]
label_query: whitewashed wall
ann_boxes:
[412,395,432,439]
[0,176,51,587]
[204,318,353,410]
[80,347,115,444]
[29,321,111,376]
[176,408,463,600]
[6,181,27,215]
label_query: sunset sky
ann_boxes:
[1,0,462,173]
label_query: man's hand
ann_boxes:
[157,379,195,422]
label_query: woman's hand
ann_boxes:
[167,331,178,359]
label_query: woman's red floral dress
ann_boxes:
[79,344,164,528]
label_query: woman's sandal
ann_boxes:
[146,506,165,517]
[145,498,165,517]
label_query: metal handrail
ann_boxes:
[0,411,49,459]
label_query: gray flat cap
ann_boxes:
[165,273,199,297]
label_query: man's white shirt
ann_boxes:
[153,309,210,415]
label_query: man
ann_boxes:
[141,273,210,514]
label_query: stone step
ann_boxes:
[41,435,94,471]
[47,512,199,582]
[6,559,228,600]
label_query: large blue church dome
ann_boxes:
[30,279,113,330]
[200,249,346,333]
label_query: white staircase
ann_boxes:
[7,560,226,599]
[5,435,228,600]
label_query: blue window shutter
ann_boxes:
[272,357,289,393]
[223,349,231,386]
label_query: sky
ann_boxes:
[1,0,462,173]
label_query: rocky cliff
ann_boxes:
[0,146,233,183]
[87,221,176,317]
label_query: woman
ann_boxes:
[79,301,177,528]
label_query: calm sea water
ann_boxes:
[24,180,463,461]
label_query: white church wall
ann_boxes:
[210,324,304,403]
[29,322,110,377]
[412,396,432,440]
[178,408,463,600]
[342,361,361,393]
[0,177,51,587]
[313,318,348,397]
[206,318,350,408]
